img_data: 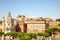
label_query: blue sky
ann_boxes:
[0,0,60,20]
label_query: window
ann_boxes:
[8,23,10,26]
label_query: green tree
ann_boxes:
[56,19,60,22]
[0,32,4,36]
[45,27,60,36]
[43,32,50,37]
[5,32,17,36]
[20,35,30,40]
[37,32,43,36]
[17,32,25,37]
[37,32,50,37]
[57,28,60,32]
[25,33,36,39]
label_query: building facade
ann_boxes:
[2,12,15,33]
[25,21,45,33]
[0,12,60,34]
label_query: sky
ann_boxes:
[0,0,60,20]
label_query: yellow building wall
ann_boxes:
[0,21,2,32]
[49,21,60,28]
[26,21,45,33]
